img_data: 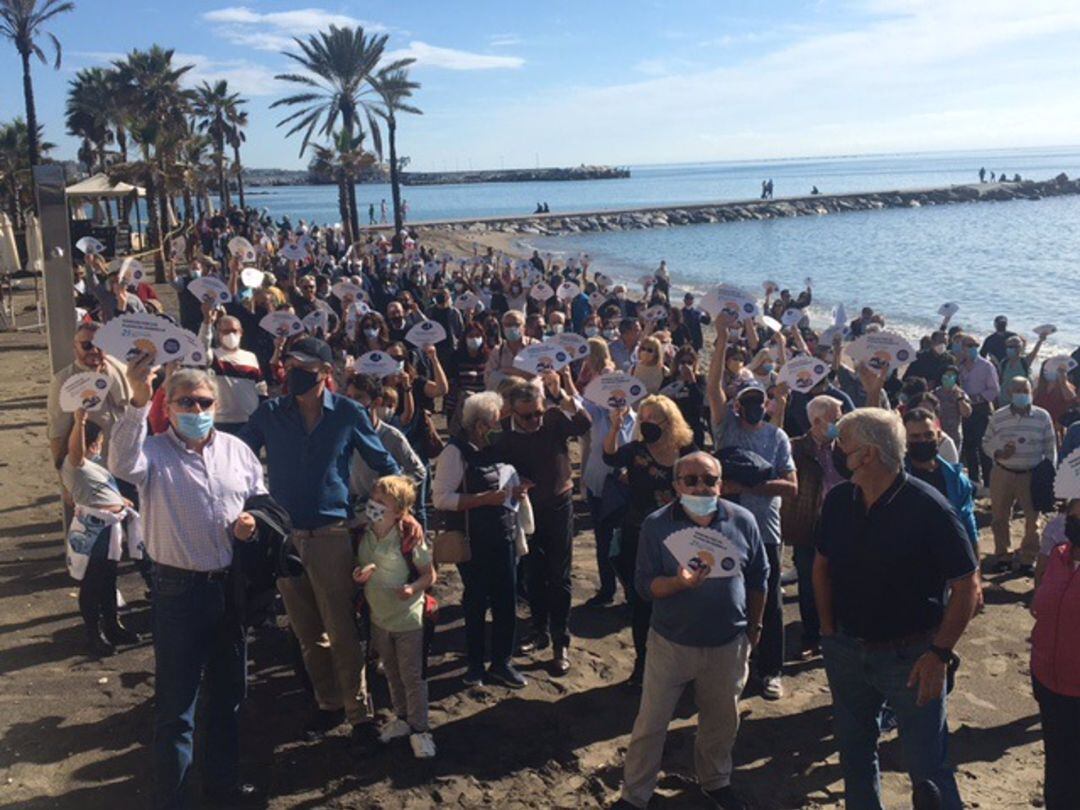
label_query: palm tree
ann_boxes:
[374,66,421,250]
[309,129,374,244]
[225,103,248,210]
[0,117,53,229]
[66,67,115,173]
[192,79,242,211]
[110,46,193,280]
[0,0,75,169]
[272,24,411,239]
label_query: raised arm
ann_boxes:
[421,345,449,398]
[108,349,156,487]
[67,409,89,469]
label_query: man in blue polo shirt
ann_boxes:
[241,336,401,753]
[814,408,978,810]
[614,452,767,810]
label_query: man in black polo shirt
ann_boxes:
[813,408,978,810]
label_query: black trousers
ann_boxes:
[614,523,652,668]
[1033,675,1080,810]
[961,403,993,485]
[526,494,574,648]
[79,537,118,633]
[458,537,517,670]
[756,543,784,678]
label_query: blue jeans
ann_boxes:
[821,632,962,810]
[152,565,246,809]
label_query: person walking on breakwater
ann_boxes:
[369,203,376,225]
[761,180,768,200]
[380,199,388,223]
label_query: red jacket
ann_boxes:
[1031,543,1080,697]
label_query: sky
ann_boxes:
[3,0,1080,172]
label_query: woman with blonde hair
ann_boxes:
[577,336,615,389]
[630,335,668,394]
[602,394,697,685]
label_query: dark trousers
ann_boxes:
[1033,676,1080,810]
[79,533,118,633]
[586,494,618,599]
[961,403,992,485]
[756,543,784,678]
[615,524,652,667]
[458,537,517,670]
[152,565,246,810]
[792,544,820,649]
[526,495,574,648]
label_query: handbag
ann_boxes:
[434,472,471,564]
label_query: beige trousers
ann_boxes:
[278,523,370,723]
[371,624,429,732]
[989,466,1040,564]
[621,629,750,808]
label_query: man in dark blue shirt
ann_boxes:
[615,452,767,810]
[241,336,401,753]
[813,408,978,810]
[681,293,710,351]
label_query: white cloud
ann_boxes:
[203,6,387,51]
[385,41,524,71]
[175,53,283,97]
[488,34,522,47]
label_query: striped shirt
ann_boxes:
[109,404,266,571]
[981,404,1057,472]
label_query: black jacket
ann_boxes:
[231,493,302,626]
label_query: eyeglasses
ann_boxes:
[77,341,97,351]
[517,410,542,422]
[172,396,216,410]
[639,348,655,355]
[679,474,720,487]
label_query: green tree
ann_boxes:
[66,67,115,174]
[374,66,421,251]
[0,0,74,171]
[0,117,53,229]
[309,129,375,244]
[110,46,193,280]
[225,103,248,210]
[192,79,242,211]
[272,24,410,240]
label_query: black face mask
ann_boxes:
[287,367,320,397]
[907,440,938,464]
[740,401,766,425]
[640,422,663,444]
[832,444,854,480]
[1066,515,1080,547]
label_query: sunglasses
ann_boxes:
[172,396,216,410]
[517,410,542,422]
[77,341,97,351]
[679,474,720,487]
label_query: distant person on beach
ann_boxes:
[543,202,550,212]
[369,203,376,225]
[380,199,388,223]
[766,179,774,199]
[402,199,409,221]
[811,186,820,195]
[990,171,996,181]
[761,180,768,200]
[979,167,986,182]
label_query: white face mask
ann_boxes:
[365,500,387,524]
[374,406,393,421]
[220,332,241,350]
[467,336,484,351]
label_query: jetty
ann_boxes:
[401,165,629,186]
[400,173,1080,237]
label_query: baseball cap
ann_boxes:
[735,380,767,400]
[285,336,332,365]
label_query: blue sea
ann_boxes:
[248,147,1080,348]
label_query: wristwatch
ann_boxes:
[928,644,954,664]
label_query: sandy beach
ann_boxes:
[0,263,1051,809]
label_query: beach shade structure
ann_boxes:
[0,212,19,274]
[66,173,147,248]
[25,214,45,275]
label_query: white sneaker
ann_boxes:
[409,731,436,759]
[378,718,412,743]
[762,675,784,701]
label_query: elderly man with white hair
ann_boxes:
[780,394,845,659]
[111,352,266,809]
[613,451,768,810]
[433,390,529,689]
[813,408,979,810]
[198,307,267,434]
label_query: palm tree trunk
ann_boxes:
[337,175,351,243]
[98,147,114,225]
[388,117,404,252]
[20,50,40,168]
[233,143,245,210]
[347,178,360,246]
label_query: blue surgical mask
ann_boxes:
[967,347,978,360]
[680,493,718,518]
[584,326,599,338]
[1012,393,1032,408]
[505,326,522,342]
[825,422,840,440]
[175,411,214,441]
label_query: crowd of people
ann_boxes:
[44,206,1080,810]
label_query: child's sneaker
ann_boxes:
[409,731,436,759]
[378,717,412,743]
